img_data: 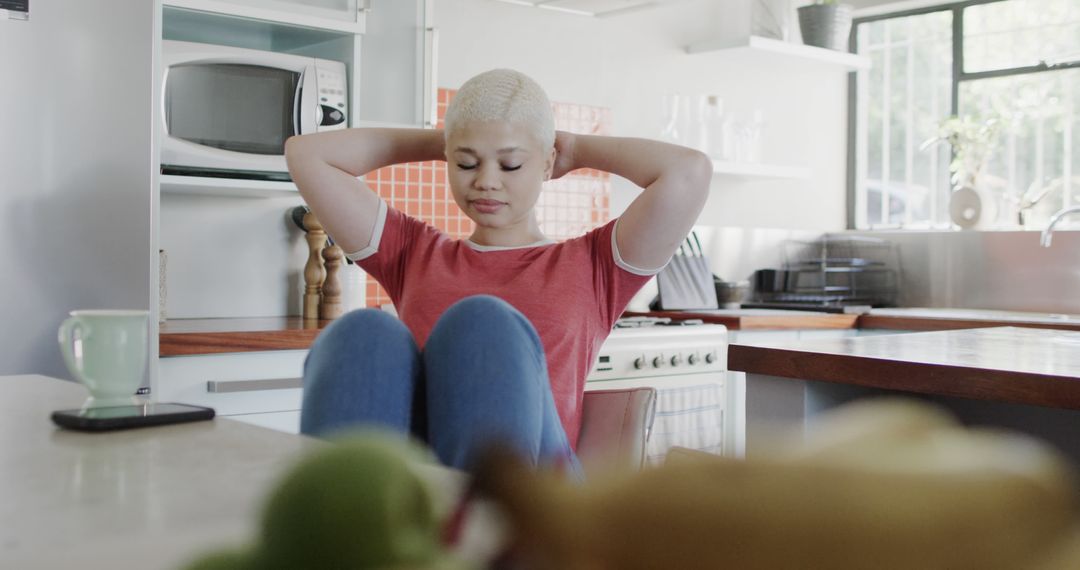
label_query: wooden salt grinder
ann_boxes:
[302,211,326,321]
[320,242,345,320]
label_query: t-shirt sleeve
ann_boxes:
[589,217,660,327]
[343,202,435,303]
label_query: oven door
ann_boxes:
[586,373,727,465]
[160,41,319,180]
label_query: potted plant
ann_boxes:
[797,0,855,52]
[919,114,1009,228]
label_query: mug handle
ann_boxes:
[58,316,90,384]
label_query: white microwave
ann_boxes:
[161,40,348,181]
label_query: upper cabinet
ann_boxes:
[164,0,368,34]
[355,0,435,128]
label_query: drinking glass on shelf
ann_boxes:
[703,96,726,160]
[659,93,681,144]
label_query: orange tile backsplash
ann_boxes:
[363,88,612,307]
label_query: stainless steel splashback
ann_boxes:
[631,227,1080,314]
[844,230,1080,314]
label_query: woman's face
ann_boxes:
[445,120,554,232]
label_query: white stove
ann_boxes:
[586,321,740,464]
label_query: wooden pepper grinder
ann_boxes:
[320,242,345,320]
[302,211,326,321]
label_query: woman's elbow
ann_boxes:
[685,150,713,194]
[284,135,308,162]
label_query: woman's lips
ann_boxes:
[470,199,506,214]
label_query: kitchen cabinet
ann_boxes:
[157,350,307,434]
[165,0,367,33]
[152,0,434,398]
[730,327,1080,469]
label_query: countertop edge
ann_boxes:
[728,342,1080,411]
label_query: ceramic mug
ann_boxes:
[58,310,149,407]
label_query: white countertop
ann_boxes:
[0,375,319,569]
[0,375,472,569]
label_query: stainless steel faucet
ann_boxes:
[1040,206,1080,247]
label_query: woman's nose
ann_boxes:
[473,164,501,191]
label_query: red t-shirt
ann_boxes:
[347,202,655,447]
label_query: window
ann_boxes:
[852,0,1080,230]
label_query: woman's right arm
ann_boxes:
[284,128,445,253]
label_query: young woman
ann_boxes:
[285,69,711,475]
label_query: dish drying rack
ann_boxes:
[760,236,901,307]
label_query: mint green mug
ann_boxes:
[58,310,149,407]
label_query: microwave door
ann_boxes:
[296,66,318,136]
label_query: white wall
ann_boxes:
[435,0,851,231]
[0,1,158,378]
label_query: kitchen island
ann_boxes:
[728,327,1080,466]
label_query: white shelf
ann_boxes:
[160,175,300,198]
[489,0,694,18]
[711,161,811,181]
[686,35,871,71]
[163,0,366,34]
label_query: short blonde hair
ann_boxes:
[444,69,555,150]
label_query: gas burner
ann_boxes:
[614,317,707,328]
[614,316,671,328]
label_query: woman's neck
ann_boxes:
[468,217,547,247]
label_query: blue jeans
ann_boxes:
[300,295,582,476]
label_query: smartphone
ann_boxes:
[51,402,215,432]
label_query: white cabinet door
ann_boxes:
[356,0,433,128]
[157,351,307,416]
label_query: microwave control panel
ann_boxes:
[315,63,348,130]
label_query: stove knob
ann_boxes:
[670,354,683,367]
[633,356,646,370]
[651,356,665,368]
[705,352,717,364]
[687,353,699,366]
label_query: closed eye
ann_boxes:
[502,164,522,171]
[457,163,477,170]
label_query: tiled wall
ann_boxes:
[362,88,612,307]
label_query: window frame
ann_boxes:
[846,0,1080,229]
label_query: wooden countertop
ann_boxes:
[160,309,1080,357]
[629,309,1080,332]
[159,317,333,356]
[728,327,1080,411]
[623,310,859,330]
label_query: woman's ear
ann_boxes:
[544,146,556,180]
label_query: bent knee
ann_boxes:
[441,295,519,323]
[430,295,540,348]
[312,308,414,353]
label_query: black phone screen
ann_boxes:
[52,403,215,431]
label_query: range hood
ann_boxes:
[491,0,692,18]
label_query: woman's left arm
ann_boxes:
[553,132,713,271]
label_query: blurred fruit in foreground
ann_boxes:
[181,432,469,570]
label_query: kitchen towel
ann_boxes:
[646,381,726,465]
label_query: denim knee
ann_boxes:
[309,308,414,357]
[437,294,537,338]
